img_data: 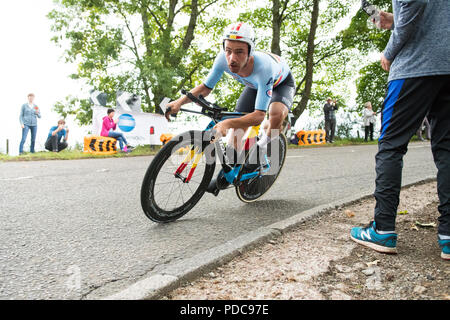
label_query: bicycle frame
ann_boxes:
[206,120,271,185]
[169,90,272,186]
[174,115,271,185]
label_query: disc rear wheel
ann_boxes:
[236,134,287,203]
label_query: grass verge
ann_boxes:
[1,138,425,162]
[0,145,162,162]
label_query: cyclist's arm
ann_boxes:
[172,84,212,107]
[213,110,266,138]
[222,111,266,130]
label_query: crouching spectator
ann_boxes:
[45,119,69,152]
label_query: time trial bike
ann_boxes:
[140,90,288,223]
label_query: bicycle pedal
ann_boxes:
[206,185,221,196]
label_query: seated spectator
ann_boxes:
[101,109,131,152]
[45,119,69,152]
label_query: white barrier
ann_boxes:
[92,106,169,146]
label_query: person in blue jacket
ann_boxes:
[19,93,41,154]
[45,119,69,152]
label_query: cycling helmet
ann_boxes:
[222,22,256,56]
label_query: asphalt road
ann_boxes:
[0,142,437,299]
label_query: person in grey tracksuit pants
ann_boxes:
[372,0,450,238]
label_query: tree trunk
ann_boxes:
[182,0,199,51]
[271,0,282,55]
[140,0,153,57]
[293,0,319,119]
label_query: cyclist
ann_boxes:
[166,22,296,194]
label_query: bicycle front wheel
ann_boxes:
[236,133,287,203]
[141,130,216,223]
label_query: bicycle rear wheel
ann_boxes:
[236,133,287,203]
[141,130,216,223]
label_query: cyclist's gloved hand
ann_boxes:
[213,120,231,139]
[204,129,217,143]
[165,102,181,121]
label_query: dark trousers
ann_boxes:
[365,123,374,141]
[325,118,336,142]
[45,136,68,152]
[374,75,450,236]
[19,125,37,154]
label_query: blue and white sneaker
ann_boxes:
[350,221,398,254]
[438,236,450,261]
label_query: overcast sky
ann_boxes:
[0,0,85,155]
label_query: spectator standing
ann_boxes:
[416,116,431,141]
[19,93,41,155]
[323,98,338,143]
[101,109,130,152]
[45,119,69,152]
[363,102,376,142]
[350,0,450,260]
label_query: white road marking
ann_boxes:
[287,156,305,159]
[0,176,34,181]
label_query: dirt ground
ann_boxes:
[164,181,449,300]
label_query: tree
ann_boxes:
[355,62,388,113]
[48,0,226,125]
[240,0,353,120]
[292,0,319,119]
[341,0,392,113]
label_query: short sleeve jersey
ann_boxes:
[48,126,67,141]
[204,51,291,112]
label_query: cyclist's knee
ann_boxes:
[269,102,288,119]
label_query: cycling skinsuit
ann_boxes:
[203,51,296,113]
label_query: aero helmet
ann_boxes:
[222,22,256,56]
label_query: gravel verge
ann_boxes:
[164,181,449,300]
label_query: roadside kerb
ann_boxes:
[104,176,436,300]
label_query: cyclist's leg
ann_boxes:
[234,86,258,160]
[267,102,288,137]
[236,86,257,113]
[267,72,295,138]
[207,88,256,194]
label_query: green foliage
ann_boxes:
[48,0,389,129]
[341,0,392,114]
[238,0,354,117]
[355,61,388,113]
[53,96,95,126]
[48,0,231,123]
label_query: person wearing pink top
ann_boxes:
[101,108,131,152]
